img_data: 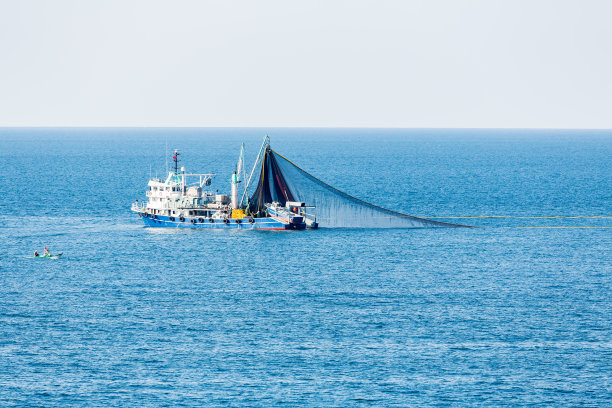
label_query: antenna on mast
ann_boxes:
[172,149,180,175]
[241,143,247,186]
[236,143,245,182]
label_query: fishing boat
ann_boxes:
[131,137,318,230]
[133,136,468,229]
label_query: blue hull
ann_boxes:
[139,213,296,230]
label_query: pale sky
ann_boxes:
[0,0,611,128]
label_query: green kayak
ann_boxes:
[34,253,63,259]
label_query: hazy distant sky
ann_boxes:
[0,0,611,128]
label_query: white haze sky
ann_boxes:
[0,0,611,128]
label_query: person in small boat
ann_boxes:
[43,247,50,256]
[34,250,39,257]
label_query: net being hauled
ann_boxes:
[247,147,468,228]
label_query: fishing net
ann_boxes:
[248,147,466,228]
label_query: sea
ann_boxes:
[0,128,610,407]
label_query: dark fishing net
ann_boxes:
[248,147,467,228]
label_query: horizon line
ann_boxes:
[1,126,612,131]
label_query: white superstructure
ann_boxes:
[132,149,227,219]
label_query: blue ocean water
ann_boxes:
[0,128,610,407]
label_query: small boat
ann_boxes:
[34,252,63,259]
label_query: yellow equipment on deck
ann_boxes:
[230,209,246,219]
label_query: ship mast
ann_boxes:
[172,149,180,175]
[241,135,270,208]
[231,144,245,210]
